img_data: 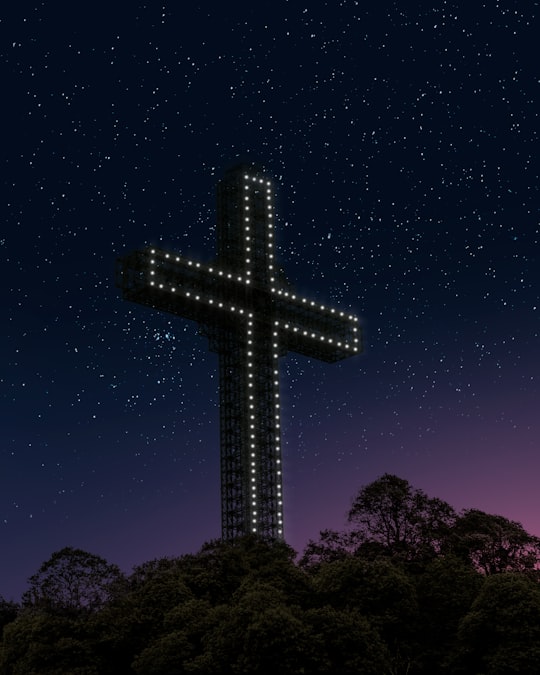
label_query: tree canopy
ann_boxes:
[347,473,457,559]
[21,546,124,613]
[2,475,540,674]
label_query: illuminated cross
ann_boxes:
[116,164,361,540]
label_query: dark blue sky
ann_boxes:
[2,1,539,601]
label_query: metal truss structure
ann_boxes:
[116,164,361,540]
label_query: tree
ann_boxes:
[0,596,19,634]
[177,535,299,604]
[455,573,540,673]
[299,529,358,570]
[413,555,483,672]
[347,474,456,559]
[195,582,312,674]
[22,547,124,613]
[0,611,99,675]
[87,557,194,674]
[304,606,391,674]
[131,630,195,675]
[449,509,540,575]
[312,557,419,672]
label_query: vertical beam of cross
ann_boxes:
[116,164,361,541]
[204,168,284,539]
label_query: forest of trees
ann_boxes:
[2,474,540,674]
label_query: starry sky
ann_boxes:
[2,1,539,600]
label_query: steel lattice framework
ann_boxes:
[116,165,361,540]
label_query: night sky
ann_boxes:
[2,1,539,601]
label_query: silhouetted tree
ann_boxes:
[88,557,192,674]
[22,547,124,613]
[413,554,483,672]
[7,480,540,674]
[312,556,419,672]
[0,596,18,634]
[194,581,311,674]
[176,535,299,604]
[450,509,540,575]
[0,611,99,674]
[454,573,540,673]
[347,474,456,560]
[303,606,391,674]
[299,528,358,570]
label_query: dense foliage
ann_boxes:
[2,475,540,674]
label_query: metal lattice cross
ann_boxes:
[116,164,361,540]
